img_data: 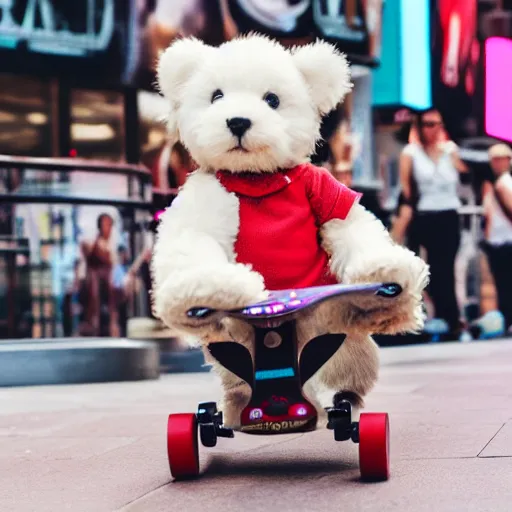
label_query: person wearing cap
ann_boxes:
[482,143,512,331]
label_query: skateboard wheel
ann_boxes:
[167,413,200,479]
[358,413,390,481]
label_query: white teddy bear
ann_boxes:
[152,34,429,427]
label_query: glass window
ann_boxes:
[0,73,54,157]
[70,89,125,161]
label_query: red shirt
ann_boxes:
[216,163,361,291]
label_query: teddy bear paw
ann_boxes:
[340,247,429,334]
[154,263,267,333]
[343,245,429,295]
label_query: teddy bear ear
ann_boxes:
[291,40,353,115]
[156,37,210,101]
[156,38,211,141]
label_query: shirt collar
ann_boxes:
[216,164,307,198]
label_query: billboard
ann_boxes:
[0,0,136,85]
[372,0,432,110]
[485,37,512,143]
[0,1,384,87]
[226,0,383,61]
[429,0,480,141]
[130,0,384,90]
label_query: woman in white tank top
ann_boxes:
[482,143,512,330]
[402,140,461,212]
[398,108,468,340]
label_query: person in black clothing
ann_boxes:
[398,108,468,339]
[391,190,420,255]
[482,143,512,331]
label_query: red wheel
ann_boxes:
[358,413,390,481]
[167,414,199,479]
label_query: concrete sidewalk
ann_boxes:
[1,341,511,512]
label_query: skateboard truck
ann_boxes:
[326,399,360,443]
[196,402,234,447]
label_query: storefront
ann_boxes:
[0,0,389,197]
[0,0,142,159]
[0,0,389,339]
[0,1,158,339]
[0,155,153,339]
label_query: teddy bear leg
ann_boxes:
[311,380,363,423]
[206,356,252,430]
[219,381,252,429]
[311,333,379,422]
[213,363,251,429]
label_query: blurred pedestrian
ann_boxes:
[481,143,512,331]
[391,191,420,254]
[80,213,119,337]
[398,108,468,339]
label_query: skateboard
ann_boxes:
[166,282,402,481]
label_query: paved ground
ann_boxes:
[1,340,512,512]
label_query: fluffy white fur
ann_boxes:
[321,204,430,335]
[151,171,267,339]
[153,34,429,428]
[157,35,351,172]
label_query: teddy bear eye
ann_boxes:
[211,89,224,103]
[263,92,280,109]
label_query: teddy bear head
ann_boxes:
[157,34,352,173]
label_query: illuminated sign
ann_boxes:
[485,37,512,143]
[0,0,131,86]
[255,367,295,380]
[311,0,383,62]
[0,0,114,56]
[372,0,431,109]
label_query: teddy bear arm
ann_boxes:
[320,203,393,279]
[152,225,266,335]
[151,170,268,334]
[320,203,430,334]
[152,226,230,289]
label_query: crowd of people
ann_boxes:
[72,104,512,343]
[146,105,512,343]
[389,108,512,340]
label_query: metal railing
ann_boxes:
[0,155,153,207]
[0,156,154,339]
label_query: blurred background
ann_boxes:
[1,0,512,359]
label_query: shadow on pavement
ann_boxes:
[200,455,357,480]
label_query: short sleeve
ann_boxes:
[495,172,512,193]
[306,165,362,225]
[402,144,416,157]
[443,140,459,154]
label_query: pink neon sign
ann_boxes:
[485,37,512,143]
[154,210,165,221]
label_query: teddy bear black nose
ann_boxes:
[226,117,252,138]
